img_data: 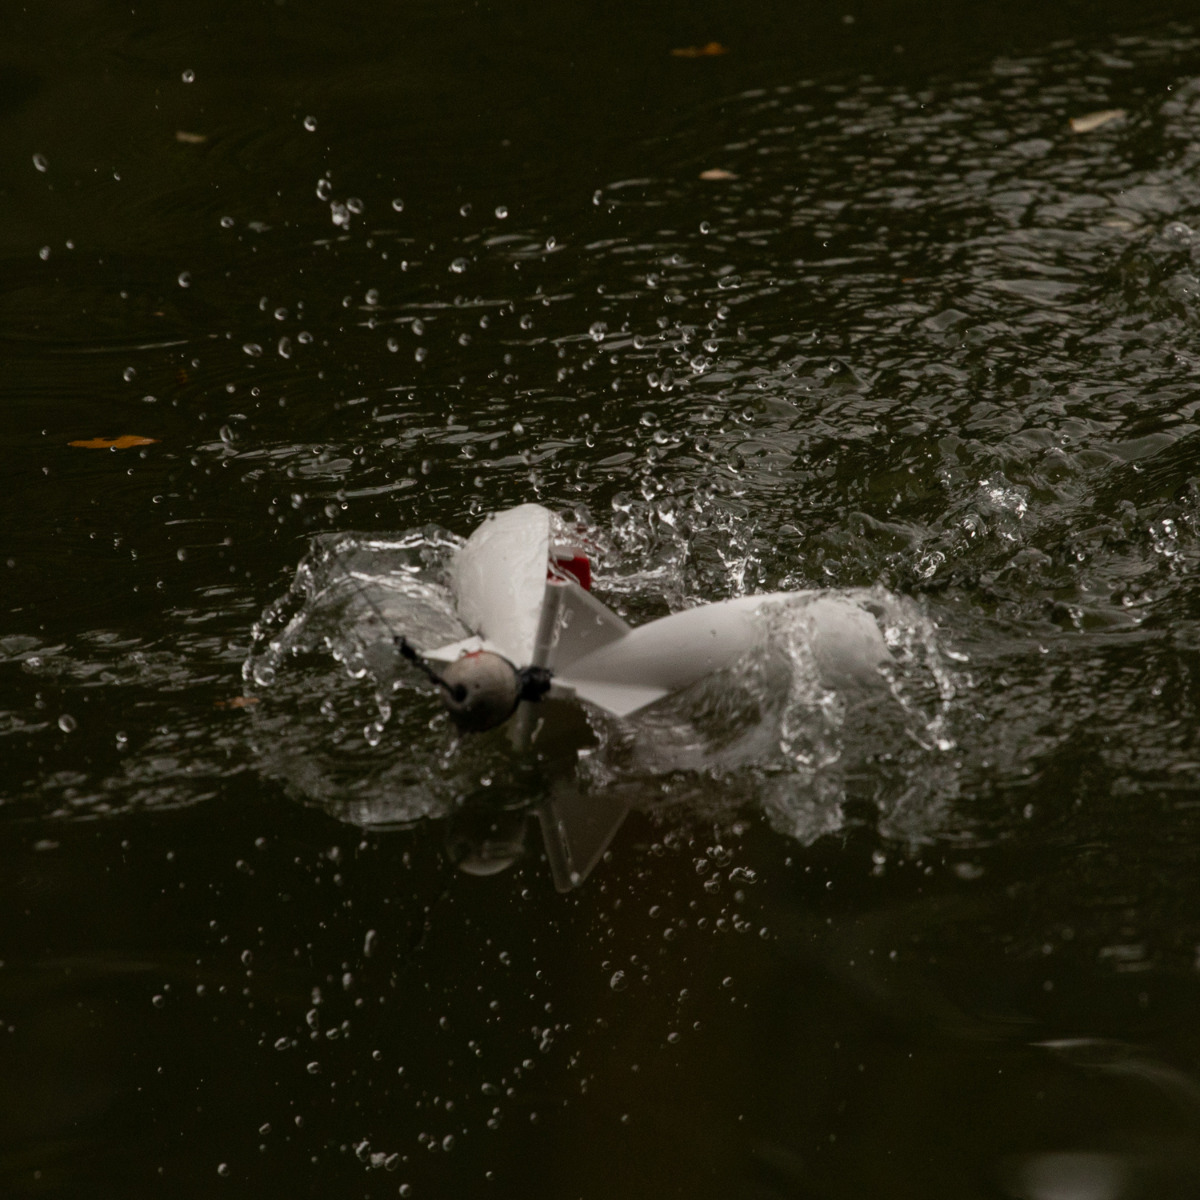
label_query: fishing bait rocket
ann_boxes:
[414,503,892,734]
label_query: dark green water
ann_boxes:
[7,1,1200,1196]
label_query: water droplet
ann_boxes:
[274,1036,290,1050]
[442,1134,455,1152]
[58,714,77,733]
[609,970,627,991]
[151,993,165,1008]
[347,197,364,214]
[450,257,468,274]
[122,367,136,382]
[38,246,50,261]
[495,204,508,219]
[242,343,262,357]
[220,215,234,228]
[181,69,196,83]
[277,336,292,359]
[315,178,332,201]
[391,197,404,212]
[545,236,557,251]
[303,115,317,132]
[306,1061,321,1075]
[363,929,378,957]
[240,949,253,966]
[589,321,607,342]
[699,220,712,234]
[177,271,191,288]
[459,203,472,217]
[32,153,48,173]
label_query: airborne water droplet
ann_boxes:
[303,115,317,132]
[58,714,77,733]
[181,68,196,83]
[32,153,48,172]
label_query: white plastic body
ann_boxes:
[422,504,891,718]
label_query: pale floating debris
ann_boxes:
[175,130,208,144]
[699,168,738,181]
[1069,108,1125,134]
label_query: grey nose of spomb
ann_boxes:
[439,651,521,732]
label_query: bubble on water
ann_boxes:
[177,271,191,288]
[58,714,77,733]
[303,115,317,132]
[181,68,196,83]
[495,204,508,219]
[32,153,48,172]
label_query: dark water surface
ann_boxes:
[7,1,1200,1196]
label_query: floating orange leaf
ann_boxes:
[214,696,260,709]
[69,435,159,449]
[699,168,738,181]
[671,42,728,58]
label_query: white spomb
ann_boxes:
[425,503,892,718]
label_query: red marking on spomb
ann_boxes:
[553,554,592,591]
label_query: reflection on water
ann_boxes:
[5,3,1200,1196]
